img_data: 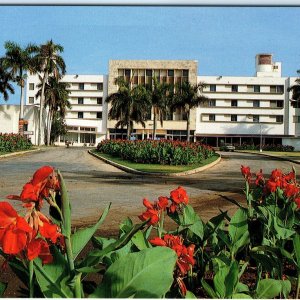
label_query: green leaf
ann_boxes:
[132,230,150,250]
[293,234,300,265]
[90,247,177,298]
[228,208,248,245]
[185,290,197,298]
[71,203,111,259]
[0,282,7,297]
[119,217,134,235]
[232,293,252,298]
[280,279,291,299]
[212,258,228,298]
[224,261,239,298]
[256,279,282,299]
[236,282,249,293]
[201,278,218,298]
[273,217,295,240]
[33,248,74,298]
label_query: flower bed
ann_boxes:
[234,143,295,152]
[0,133,32,153]
[0,165,299,298]
[96,139,215,165]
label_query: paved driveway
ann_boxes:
[0,148,299,231]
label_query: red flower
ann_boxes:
[255,169,264,186]
[0,202,32,255]
[241,165,251,182]
[170,187,188,205]
[284,183,299,198]
[265,179,279,193]
[27,238,53,264]
[138,209,159,225]
[294,197,300,209]
[157,196,169,210]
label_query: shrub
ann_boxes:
[235,143,294,152]
[96,139,215,165]
[0,133,32,153]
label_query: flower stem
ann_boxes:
[158,210,164,238]
[29,259,34,298]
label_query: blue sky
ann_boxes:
[0,6,300,104]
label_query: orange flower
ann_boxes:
[284,183,299,198]
[169,187,188,213]
[0,202,32,255]
[27,238,53,264]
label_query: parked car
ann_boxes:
[220,144,235,152]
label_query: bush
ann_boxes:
[235,143,294,152]
[96,139,215,165]
[0,133,32,153]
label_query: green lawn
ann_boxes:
[91,150,220,173]
[0,148,35,156]
[238,150,300,157]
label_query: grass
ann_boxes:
[238,150,300,157]
[91,150,220,173]
[0,147,35,156]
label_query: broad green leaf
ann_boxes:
[281,279,291,299]
[212,258,228,298]
[90,247,177,298]
[273,217,295,240]
[232,293,252,298]
[224,261,239,298]
[236,282,249,293]
[33,248,73,298]
[293,234,300,265]
[228,208,248,245]
[201,278,218,298]
[71,203,111,259]
[231,230,249,257]
[204,210,228,240]
[119,217,134,235]
[185,290,197,298]
[256,279,282,299]
[0,282,7,297]
[132,230,150,250]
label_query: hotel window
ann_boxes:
[270,100,284,108]
[97,83,103,91]
[97,97,102,105]
[78,112,84,119]
[78,97,84,104]
[182,69,189,77]
[210,84,216,92]
[231,100,238,107]
[294,116,300,123]
[96,112,102,119]
[208,99,216,107]
[209,114,215,121]
[253,115,259,123]
[29,97,34,104]
[253,100,260,107]
[231,115,237,122]
[79,83,84,90]
[270,85,284,93]
[231,85,238,92]
[254,85,260,93]
[146,69,152,77]
[276,115,283,123]
[29,83,34,90]
[124,69,131,76]
[168,69,174,77]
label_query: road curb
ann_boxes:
[0,148,41,159]
[88,150,221,177]
[235,150,300,165]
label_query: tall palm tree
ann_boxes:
[1,41,37,126]
[172,81,207,142]
[34,40,66,145]
[36,75,71,146]
[0,63,14,101]
[147,77,170,140]
[106,77,151,139]
[288,70,300,108]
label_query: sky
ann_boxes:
[0,5,300,104]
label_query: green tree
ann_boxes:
[172,81,207,142]
[288,70,300,108]
[50,112,68,145]
[1,41,37,123]
[147,77,171,140]
[106,77,151,139]
[34,40,66,146]
[36,75,71,146]
[0,63,14,101]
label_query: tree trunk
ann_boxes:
[46,109,53,146]
[38,70,48,146]
[19,85,24,121]
[153,106,157,140]
[186,110,190,142]
[127,123,131,140]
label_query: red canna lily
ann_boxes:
[27,238,53,264]
[241,165,251,182]
[0,202,32,255]
[284,183,299,198]
[138,209,159,225]
[294,197,300,209]
[170,187,188,205]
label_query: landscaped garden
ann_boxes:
[93,139,219,173]
[0,163,299,298]
[0,133,32,155]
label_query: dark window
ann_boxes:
[277,100,283,108]
[231,100,238,107]
[209,114,215,121]
[254,85,260,93]
[96,112,102,119]
[97,83,103,91]
[78,97,84,104]
[78,112,83,119]
[276,115,283,123]
[29,83,34,90]
[29,97,34,104]
[208,99,216,107]
[210,84,216,92]
[168,69,174,77]
[124,69,131,76]
[231,85,238,92]
[97,97,102,105]
[253,100,260,107]
[270,85,284,93]
[231,115,237,122]
[182,69,189,77]
[146,69,152,76]
[253,115,259,123]
[79,83,84,90]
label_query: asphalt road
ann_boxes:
[0,147,299,231]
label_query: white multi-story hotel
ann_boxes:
[17,54,300,149]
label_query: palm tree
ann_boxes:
[106,77,151,139]
[288,70,300,108]
[36,75,71,146]
[0,63,14,101]
[1,41,37,126]
[147,77,170,140]
[172,81,207,142]
[34,40,66,146]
